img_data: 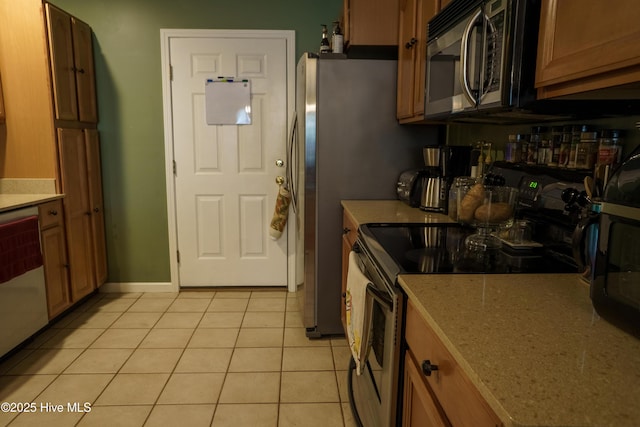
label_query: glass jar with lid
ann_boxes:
[597,129,624,167]
[575,126,598,169]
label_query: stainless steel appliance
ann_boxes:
[396,169,428,208]
[585,146,640,338]
[293,53,436,337]
[425,0,543,121]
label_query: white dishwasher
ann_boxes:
[0,206,48,358]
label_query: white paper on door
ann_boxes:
[205,79,251,125]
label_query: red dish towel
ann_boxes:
[0,215,43,284]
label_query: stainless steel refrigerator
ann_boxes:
[292,53,438,338]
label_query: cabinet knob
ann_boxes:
[48,209,58,216]
[77,68,85,74]
[405,37,417,49]
[94,207,100,213]
[421,360,439,376]
[343,227,351,235]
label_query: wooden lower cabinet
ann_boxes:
[403,299,502,427]
[39,200,72,319]
[403,350,450,427]
[57,128,108,302]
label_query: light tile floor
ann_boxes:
[0,290,357,427]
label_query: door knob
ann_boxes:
[275,159,284,167]
[276,176,285,185]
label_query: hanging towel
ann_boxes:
[0,215,43,284]
[269,185,291,240]
[346,251,371,375]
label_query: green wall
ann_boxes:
[52,0,343,282]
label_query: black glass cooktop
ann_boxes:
[360,223,578,275]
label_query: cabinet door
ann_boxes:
[397,0,418,120]
[72,18,98,123]
[58,128,95,300]
[0,71,5,123]
[403,351,451,427]
[85,129,107,286]
[535,0,640,98]
[46,4,78,121]
[344,0,400,47]
[40,209,72,320]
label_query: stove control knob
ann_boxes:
[421,360,439,376]
[561,187,580,205]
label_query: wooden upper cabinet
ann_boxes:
[396,0,441,123]
[343,0,400,48]
[72,18,98,123]
[535,0,640,98]
[46,3,97,123]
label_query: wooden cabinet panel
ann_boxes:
[46,4,78,122]
[403,350,451,427]
[343,0,400,48]
[39,200,71,319]
[396,0,441,123]
[341,210,359,335]
[535,0,640,98]
[85,129,107,286]
[0,71,5,123]
[405,300,502,427]
[58,128,96,300]
[72,18,98,123]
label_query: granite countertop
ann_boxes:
[341,200,455,225]
[0,179,63,213]
[399,274,640,427]
[342,200,640,427]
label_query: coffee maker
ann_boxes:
[419,146,471,213]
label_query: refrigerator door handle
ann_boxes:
[286,112,299,213]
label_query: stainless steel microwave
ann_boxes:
[424,0,541,121]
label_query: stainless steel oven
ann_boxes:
[348,229,403,427]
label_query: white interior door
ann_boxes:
[166,31,293,287]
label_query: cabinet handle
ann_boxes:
[77,68,85,74]
[48,209,58,216]
[405,37,417,49]
[343,227,351,235]
[421,360,439,376]
[93,207,100,213]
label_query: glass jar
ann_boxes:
[597,129,624,167]
[575,126,598,170]
[448,176,478,221]
[567,125,585,169]
[558,125,573,168]
[505,134,524,163]
[548,126,563,167]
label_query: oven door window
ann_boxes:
[605,222,640,308]
[364,300,387,402]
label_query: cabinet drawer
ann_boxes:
[405,300,502,427]
[39,200,64,230]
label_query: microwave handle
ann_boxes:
[479,13,498,101]
[460,9,483,107]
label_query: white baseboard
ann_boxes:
[99,282,178,293]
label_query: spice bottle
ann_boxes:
[320,24,331,54]
[527,126,543,165]
[558,125,572,168]
[567,125,584,169]
[505,134,520,163]
[548,126,563,167]
[331,21,343,54]
[597,129,624,167]
[575,126,598,170]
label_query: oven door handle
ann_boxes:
[366,283,393,312]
